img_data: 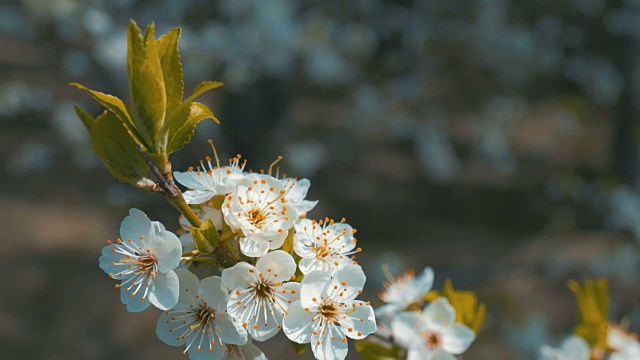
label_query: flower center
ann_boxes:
[197,305,215,325]
[318,300,356,322]
[130,254,156,272]
[247,208,267,226]
[252,282,273,300]
[423,331,441,350]
[188,302,217,335]
[314,245,332,259]
[225,344,243,357]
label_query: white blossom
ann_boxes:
[539,335,590,360]
[376,267,434,319]
[283,266,376,360]
[280,177,318,218]
[221,251,300,341]
[391,298,475,360]
[174,154,246,204]
[156,269,248,360]
[99,208,182,312]
[609,325,640,360]
[222,174,297,257]
[293,218,359,276]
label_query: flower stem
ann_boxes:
[167,192,202,228]
[136,146,203,228]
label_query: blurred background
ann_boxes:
[1,0,639,359]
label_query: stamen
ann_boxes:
[268,156,283,176]
[207,139,221,169]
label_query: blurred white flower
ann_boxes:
[391,298,475,360]
[539,335,590,360]
[609,325,640,360]
[376,267,434,319]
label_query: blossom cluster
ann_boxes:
[372,267,480,360]
[539,278,640,360]
[98,150,376,360]
[540,326,640,360]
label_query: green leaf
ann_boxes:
[184,81,224,105]
[199,219,220,248]
[73,104,97,132]
[90,110,151,188]
[127,20,166,150]
[568,278,609,349]
[210,194,225,210]
[281,228,295,255]
[441,279,486,333]
[190,226,214,255]
[69,82,145,147]
[167,102,219,153]
[355,339,403,360]
[155,27,183,117]
[290,342,309,355]
[163,81,222,151]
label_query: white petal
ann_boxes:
[275,281,301,310]
[188,340,226,360]
[326,222,356,250]
[98,244,125,276]
[299,258,333,275]
[152,221,166,235]
[239,237,270,257]
[415,267,435,294]
[408,345,454,360]
[201,207,224,231]
[238,343,267,360]
[183,189,215,204]
[325,265,366,303]
[293,236,317,260]
[311,323,348,360]
[175,268,202,306]
[148,270,180,310]
[283,301,316,344]
[287,178,310,201]
[221,262,258,292]
[121,282,152,312]
[423,298,456,329]
[441,323,475,355]
[255,250,297,283]
[227,290,280,341]
[247,301,283,341]
[156,310,186,347]
[561,336,590,359]
[342,304,377,339]
[293,200,318,214]
[199,276,227,312]
[390,312,423,349]
[120,208,153,247]
[293,218,314,232]
[267,230,288,250]
[375,303,401,321]
[174,171,210,191]
[300,271,331,309]
[148,229,182,273]
[217,313,248,346]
